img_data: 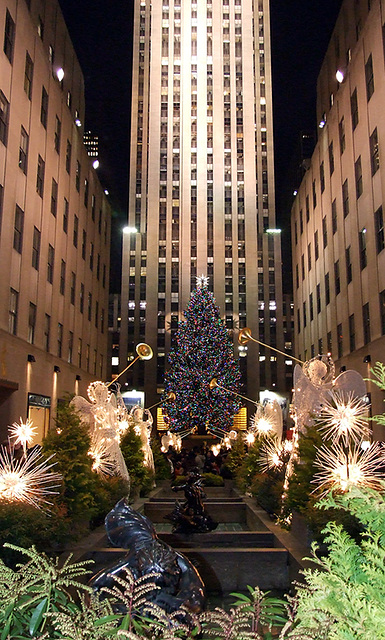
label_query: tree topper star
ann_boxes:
[196,274,209,288]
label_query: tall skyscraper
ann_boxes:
[121,0,288,416]
[291,0,385,435]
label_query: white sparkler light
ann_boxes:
[259,439,284,473]
[318,392,370,446]
[245,431,256,446]
[8,418,37,453]
[88,437,115,477]
[0,446,62,509]
[313,441,385,496]
[252,416,274,435]
[196,274,209,288]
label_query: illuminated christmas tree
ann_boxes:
[162,277,241,435]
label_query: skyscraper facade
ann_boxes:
[121,0,287,415]
[291,0,385,435]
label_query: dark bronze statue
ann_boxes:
[90,498,205,614]
[166,470,218,533]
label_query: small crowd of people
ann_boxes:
[165,444,232,480]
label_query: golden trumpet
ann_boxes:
[147,391,176,411]
[106,343,153,387]
[209,378,257,405]
[238,327,303,364]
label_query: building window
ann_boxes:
[370,127,379,175]
[78,338,82,367]
[294,221,298,244]
[320,162,325,192]
[57,323,63,358]
[50,178,58,216]
[329,142,334,175]
[75,161,81,192]
[301,254,305,280]
[346,246,352,284]
[63,198,69,233]
[295,264,299,289]
[73,215,78,248]
[101,308,105,333]
[339,117,345,153]
[359,228,367,269]
[47,244,54,284]
[48,44,54,64]
[380,290,385,335]
[40,86,48,128]
[349,314,355,351]
[329,203,338,241]
[350,88,359,130]
[309,292,314,321]
[91,194,96,221]
[0,91,9,146]
[28,302,36,344]
[24,52,33,99]
[88,293,92,321]
[334,260,340,295]
[37,16,44,39]
[44,314,50,352]
[3,10,15,63]
[9,288,18,335]
[365,54,374,101]
[13,205,24,253]
[84,179,89,207]
[375,205,385,253]
[312,180,317,209]
[316,283,321,314]
[314,230,319,260]
[327,331,332,354]
[322,216,327,248]
[36,155,45,197]
[303,301,307,327]
[80,283,84,313]
[297,308,301,333]
[325,272,330,305]
[68,331,73,364]
[19,126,28,174]
[32,226,41,270]
[355,156,363,198]
[306,195,310,221]
[54,116,61,153]
[70,272,76,305]
[96,253,100,280]
[299,209,303,234]
[363,302,371,344]
[89,242,94,271]
[342,179,349,217]
[337,323,343,359]
[60,259,66,295]
[95,301,99,328]
[82,230,86,259]
[65,140,71,173]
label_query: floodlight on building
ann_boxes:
[56,67,64,82]
[319,113,326,129]
[27,354,36,363]
[265,228,281,234]
[104,189,109,195]
[54,365,61,373]
[336,69,344,83]
[76,374,81,381]
[123,226,138,234]
[75,118,82,127]
[293,190,298,196]
[363,355,371,363]
[92,159,100,169]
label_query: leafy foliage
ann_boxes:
[120,425,153,497]
[293,485,385,640]
[161,285,241,435]
[152,438,172,483]
[172,473,224,487]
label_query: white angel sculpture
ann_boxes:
[130,404,155,476]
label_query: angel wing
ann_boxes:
[264,400,283,441]
[332,369,367,399]
[70,395,94,424]
[292,364,329,432]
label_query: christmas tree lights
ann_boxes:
[162,282,241,434]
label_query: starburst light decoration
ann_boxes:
[88,435,116,477]
[196,274,209,288]
[259,439,291,473]
[318,391,370,447]
[313,441,385,496]
[8,418,37,455]
[161,431,182,453]
[250,401,283,439]
[0,445,62,509]
[245,431,256,446]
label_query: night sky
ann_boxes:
[59,0,342,289]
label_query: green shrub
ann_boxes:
[152,438,172,482]
[42,398,98,520]
[0,501,72,567]
[251,473,283,516]
[233,438,265,493]
[225,433,247,475]
[120,425,154,498]
[172,473,224,487]
[90,475,130,528]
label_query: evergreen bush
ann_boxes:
[120,425,154,497]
